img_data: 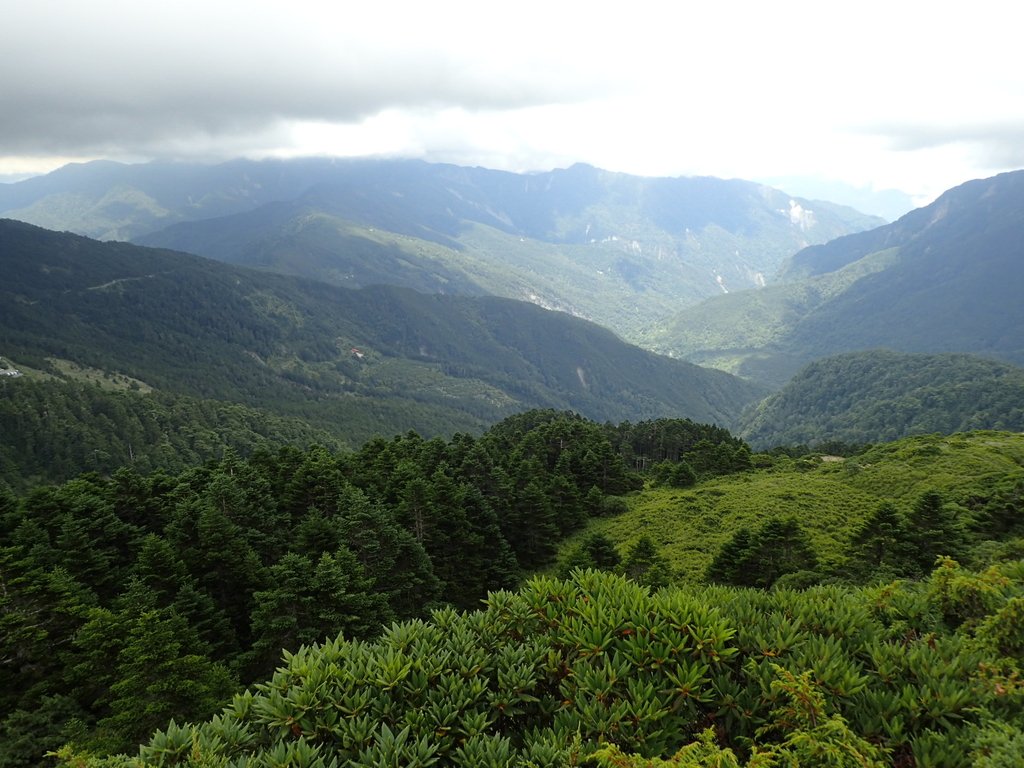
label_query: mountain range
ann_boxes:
[0,158,883,341]
[3,160,1024,451]
[648,170,1024,388]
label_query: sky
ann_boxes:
[3,0,1023,212]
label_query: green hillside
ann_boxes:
[738,350,1024,448]
[0,219,764,445]
[133,162,881,341]
[0,411,642,764]
[641,245,900,387]
[556,430,1024,584]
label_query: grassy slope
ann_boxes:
[557,431,1024,583]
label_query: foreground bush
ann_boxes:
[57,564,1024,767]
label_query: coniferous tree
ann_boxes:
[506,479,559,569]
[131,534,189,602]
[335,489,441,619]
[547,467,585,533]
[559,533,622,577]
[200,454,286,562]
[65,604,135,729]
[96,609,236,752]
[706,519,817,589]
[246,549,389,678]
[1,562,96,726]
[170,580,237,663]
[976,478,1024,537]
[749,518,819,588]
[846,502,918,581]
[907,490,967,572]
[669,460,697,488]
[619,536,672,588]
[583,485,607,517]
[451,484,520,604]
[167,500,265,645]
[277,445,349,520]
[705,528,756,587]
[54,513,116,598]
[0,693,86,768]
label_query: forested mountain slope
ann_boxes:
[0,378,347,489]
[0,158,882,340]
[648,170,1024,386]
[737,350,1024,448]
[0,220,764,445]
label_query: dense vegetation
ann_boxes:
[6,161,1024,768]
[648,170,1024,387]
[0,378,345,489]
[0,219,763,443]
[53,563,1024,767]
[1,410,689,765]
[3,409,1023,766]
[738,350,1024,448]
[558,431,1024,585]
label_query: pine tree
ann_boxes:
[705,528,755,587]
[749,518,818,588]
[201,455,286,562]
[558,533,622,577]
[278,445,348,520]
[846,502,918,581]
[245,548,390,678]
[132,534,189,602]
[706,519,818,589]
[336,491,441,620]
[907,490,967,571]
[619,536,672,588]
[97,609,236,752]
[506,480,559,570]
[547,467,585,533]
[669,460,697,488]
[168,500,265,646]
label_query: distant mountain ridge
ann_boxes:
[649,170,1024,387]
[0,158,883,341]
[0,219,765,445]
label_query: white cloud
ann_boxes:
[3,0,1023,202]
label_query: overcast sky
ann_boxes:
[3,0,1022,208]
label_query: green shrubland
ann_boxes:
[53,563,1024,767]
